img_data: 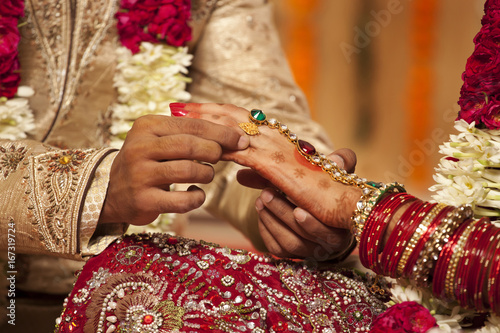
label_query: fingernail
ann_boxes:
[261,189,273,203]
[294,208,307,223]
[187,185,201,191]
[170,103,188,117]
[237,135,249,149]
[170,103,186,109]
[255,198,264,211]
[171,108,188,117]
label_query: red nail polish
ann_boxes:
[169,103,186,109]
[171,108,188,117]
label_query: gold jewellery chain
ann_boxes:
[238,109,405,242]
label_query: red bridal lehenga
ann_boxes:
[55,233,389,332]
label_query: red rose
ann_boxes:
[148,3,191,46]
[116,0,192,51]
[141,0,176,7]
[464,44,500,79]
[457,92,487,124]
[0,17,21,74]
[0,59,21,99]
[370,302,437,333]
[120,0,140,10]
[147,3,191,46]
[164,18,191,46]
[116,11,157,53]
[0,0,25,18]
[481,99,500,129]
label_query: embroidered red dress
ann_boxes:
[56,234,389,333]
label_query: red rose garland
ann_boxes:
[457,0,500,129]
[0,0,24,99]
[115,0,192,54]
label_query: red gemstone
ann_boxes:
[298,140,316,155]
[143,314,154,325]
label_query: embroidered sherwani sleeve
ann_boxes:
[188,0,334,251]
[0,139,118,260]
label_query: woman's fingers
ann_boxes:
[293,207,352,253]
[258,189,352,255]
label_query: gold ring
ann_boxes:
[238,122,260,135]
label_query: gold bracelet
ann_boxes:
[242,109,405,243]
[396,203,446,277]
[412,205,473,287]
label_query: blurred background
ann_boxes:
[184,0,485,249]
[273,0,483,195]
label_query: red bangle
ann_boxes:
[432,218,472,299]
[359,193,416,273]
[453,219,487,306]
[488,226,500,315]
[470,221,496,311]
[360,193,417,274]
[380,200,429,278]
[403,204,450,278]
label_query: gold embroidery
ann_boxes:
[0,144,27,179]
[191,0,217,21]
[84,273,184,333]
[27,148,113,254]
[25,0,117,122]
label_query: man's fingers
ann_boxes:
[257,204,318,258]
[146,160,215,186]
[138,186,207,216]
[131,115,247,151]
[134,135,223,163]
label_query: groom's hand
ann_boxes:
[99,115,249,226]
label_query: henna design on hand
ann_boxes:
[294,168,305,178]
[271,151,285,164]
[318,179,331,190]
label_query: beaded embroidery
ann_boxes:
[56,234,389,332]
[27,147,113,254]
[0,143,27,179]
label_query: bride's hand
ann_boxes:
[238,150,358,260]
[170,103,362,231]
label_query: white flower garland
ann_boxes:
[109,42,193,148]
[110,41,193,234]
[430,119,500,226]
[0,86,36,140]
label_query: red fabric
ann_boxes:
[55,234,389,332]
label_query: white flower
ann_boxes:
[0,97,36,140]
[389,283,423,304]
[433,306,468,332]
[452,175,486,198]
[430,119,500,216]
[110,42,192,147]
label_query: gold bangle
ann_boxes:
[413,205,473,287]
[396,203,447,277]
[445,219,478,300]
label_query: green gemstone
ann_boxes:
[250,109,266,121]
[367,181,380,188]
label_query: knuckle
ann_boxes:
[205,143,222,164]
